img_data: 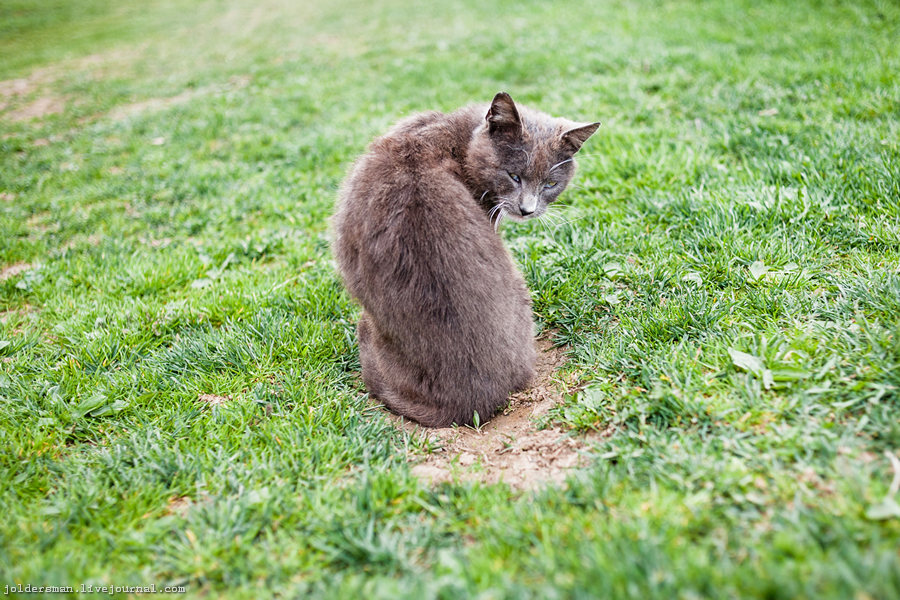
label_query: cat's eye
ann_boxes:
[507,172,521,183]
[544,181,557,189]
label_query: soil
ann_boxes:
[107,90,196,121]
[0,262,34,281]
[5,96,66,122]
[387,337,603,491]
[0,50,144,122]
[0,70,64,122]
[198,393,230,407]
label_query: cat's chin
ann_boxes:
[503,212,542,223]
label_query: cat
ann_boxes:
[332,92,599,427]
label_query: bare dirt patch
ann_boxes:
[0,78,35,98]
[107,75,250,122]
[0,304,32,327]
[163,496,193,517]
[58,234,102,253]
[0,49,142,123]
[198,393,230,407]
[108,90,196,121]
[389,337,603,490]
[5,96,66,122]
[0,68,66,122]
[0,262,34,281]
[0,77,38,113]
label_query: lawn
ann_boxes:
[1,0,899,597]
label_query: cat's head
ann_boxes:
[465,92,599,223]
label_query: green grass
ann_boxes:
[2,0,899,597]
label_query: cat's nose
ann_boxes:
[519,196,538,216]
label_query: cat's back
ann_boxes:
[349,107,478,181]
[333,107,488,282]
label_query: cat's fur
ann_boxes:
[333,92,599,427]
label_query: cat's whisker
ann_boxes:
[538,212,572,243]
[520,148,532,166]
[541,213,565,229]
[493,208,506,232]
[543,210,569,225]
[547,213,589,228]
[542,204,585,228]
[501,144,531,165]
[489,201,507,219]
[488,203,503,227]
[536,214,553,237]
[544,204,563,216]
[549,158,574,172]
[490,197,516,228]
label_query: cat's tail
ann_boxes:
[379,389,459,428]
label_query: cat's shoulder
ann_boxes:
[379,105,482,142]
[382,110,445,138]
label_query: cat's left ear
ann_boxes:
[486,92,522,136]
[562,122,601,153]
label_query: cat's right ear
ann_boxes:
[562,122,601,153]
[486,92,522,136]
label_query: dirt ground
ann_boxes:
[0,64,65,121]
[387,337,604,491]
[0,262,34,281]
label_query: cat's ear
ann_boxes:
[562,122,601,153]
[486,92,522,136]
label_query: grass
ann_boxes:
[1,0,899,597]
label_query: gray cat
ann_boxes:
[333,92,599,427]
